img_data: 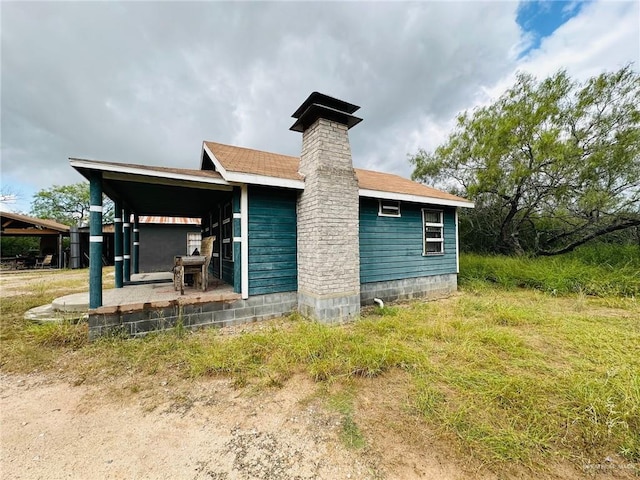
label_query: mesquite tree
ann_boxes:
[410,66,640,255]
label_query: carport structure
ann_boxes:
[0,211,70,268]
[70,158,233,308]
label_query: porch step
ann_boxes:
[24,303,87,324]
[52,294,90,313]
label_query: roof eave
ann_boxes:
[0,211,70,232]
[358,188,474,208]
[226,172,304,190]
[69,158,231,188]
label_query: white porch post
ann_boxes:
[455,209,460,274]
[240,184,249,299]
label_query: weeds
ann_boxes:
[460,245,640,296]
[1,257,639,472]
[25,320,88,348]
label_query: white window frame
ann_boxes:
[378,199,401,217]
[422,209,444,256]
[186,232,201,255]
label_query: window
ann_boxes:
[378,199,401,217]
[187,232,201,255]
[222,203,233,260]
[422,209,444,255]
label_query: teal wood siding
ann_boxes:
[248,186,298,295]
[359,198,457,284]
[233,242,241,293]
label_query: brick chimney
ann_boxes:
[290,92,363,322]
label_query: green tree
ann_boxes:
[0,236,40,256]
[410,65,640,255]
[30,182,114,227]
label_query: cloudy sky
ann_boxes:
[1,0,638,213]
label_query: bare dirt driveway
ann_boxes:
[0,371,476,480]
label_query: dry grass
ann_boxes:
[0,267,113,368]
[1,265,638,476]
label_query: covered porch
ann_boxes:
[69,158,237,309]
[51,272,240,313]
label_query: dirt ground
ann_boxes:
[0,269,92,298]
[0,270,630,479]
[0,371,490,480]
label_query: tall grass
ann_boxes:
[1,256,638,472]
[459,245,640,296]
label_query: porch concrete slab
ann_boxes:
[51,280,239,314]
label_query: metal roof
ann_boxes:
[0,211,70,235]
[137,216,201,225]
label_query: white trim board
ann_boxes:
[359,189,474,209]
[69,158,232,190]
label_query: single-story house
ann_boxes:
[70,92,473,337]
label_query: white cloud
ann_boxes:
[481,0,639,102]
[0,0,637,211]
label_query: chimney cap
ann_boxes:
[291,92,360,119]
[289,103,363,132]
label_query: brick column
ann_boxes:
[296,117,361,321]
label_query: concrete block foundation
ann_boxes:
[88,291,298,339]
[360,274,457,306]
[88,274,458,338]
[298,290,361,323]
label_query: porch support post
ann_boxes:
[57,233,63,269]
[89,172,103,309]
[240,184,249,299]
[133,214,140,274]
[114,201,123,288]
[455,209,460,274]
[123,208,131,283]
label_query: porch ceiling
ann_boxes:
[70,158,232,217]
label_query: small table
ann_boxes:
[173,255,207,294]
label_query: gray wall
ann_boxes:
[138,224,201,273]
